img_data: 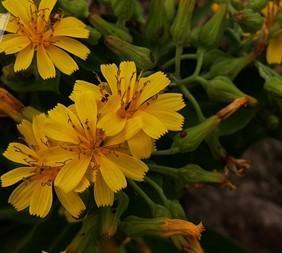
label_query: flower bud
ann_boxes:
[66,214,100,253]
[170,0,196,45]
[264,76,282,97]
[144,0,169,44]
[206,54,253,80]
[167,200,186,220]
[202,76,258,105]
[105,36,154,70]
[121,216,204,239]
[235,9,264,32]
[58,0,89,18]
[165,0,176,22]
[248,0,267,11]
[0,88,24,122]
[86,26,101,46]
[198,4,227,49]
[110,0,134,24]
[100,192,129,238]
[178,164,226,185]
[172,116,220,153]
[89,14,132,42]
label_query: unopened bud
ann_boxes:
[198,4,227,49]
[206,54,254,80]
[172,116,220,153]
[202,76,258,105]
[87,26,101,45]
[100,192,129,238]
[0,88,24,122]
[167,200,186,220]
[264,76,282,97]
[248,0,267,11]
[178,164,227,185]
[144,0,169,44]
[58,0,89,18]
[110,0,134,24]
[105,36,154,70]
[170,0,196,45]
[122,216,204,239]
[165,0,176,22]
[89,14,132,42]
[235,9,264,32]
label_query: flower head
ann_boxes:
[0,114,86,218]
[45,91,149,207]
[0,0,90,79]
[72,61,185,159]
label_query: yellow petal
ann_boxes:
[39,0,57,20]
[8,180,37,211]
[127,131,153,159]
[53,17,89,38]
[47,45,78,75]
[2,0,33,23]
[29,181,53,218]
[37,45,56,80]
[55,187,86,218]
[14,45,34,72]
[53,36,90,60]
[17,120,37,147]
[125,115,143,139]
[2,15,18,33]
[74,91,98,135]
[94,171,114,207]
[32,113,49,149]
[74,177,90,193]
[138,111,167,139]
[55,156,91,193]
[108,152,149,181]
[119,61,137,97]
[145,110,184,131]
[98,112,126,136]
[148,93,185,112]
[0,35,30,54]
[266,35,282,64]
[1,167,35,187]
[97,153,127,192]
[100,95,120,115]
[3,143,39,165]
[103,129,127,147]
[70,80,102,102]
[138,72,170,106]
[101,63,119,95]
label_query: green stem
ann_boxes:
[128,180,154,208]
[193,48,205,76]
[144,177,168,205]
[162,54,197,69]
[149,164,178,178]
[153,147,179,156]
[179,85,205,122]
[175,45,183,78]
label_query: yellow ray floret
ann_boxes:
[0,0,90,79]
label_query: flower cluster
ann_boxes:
[0,0,90,80]
[0,61,185,218]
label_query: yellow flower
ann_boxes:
[72,61,185,159]
[0,0,90,79]
[0,114,86,218]
[261,1,282,64]
[44,91,149,207]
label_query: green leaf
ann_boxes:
[218,107,258,136]
[255,61,279,80]
[1,75,60,93]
